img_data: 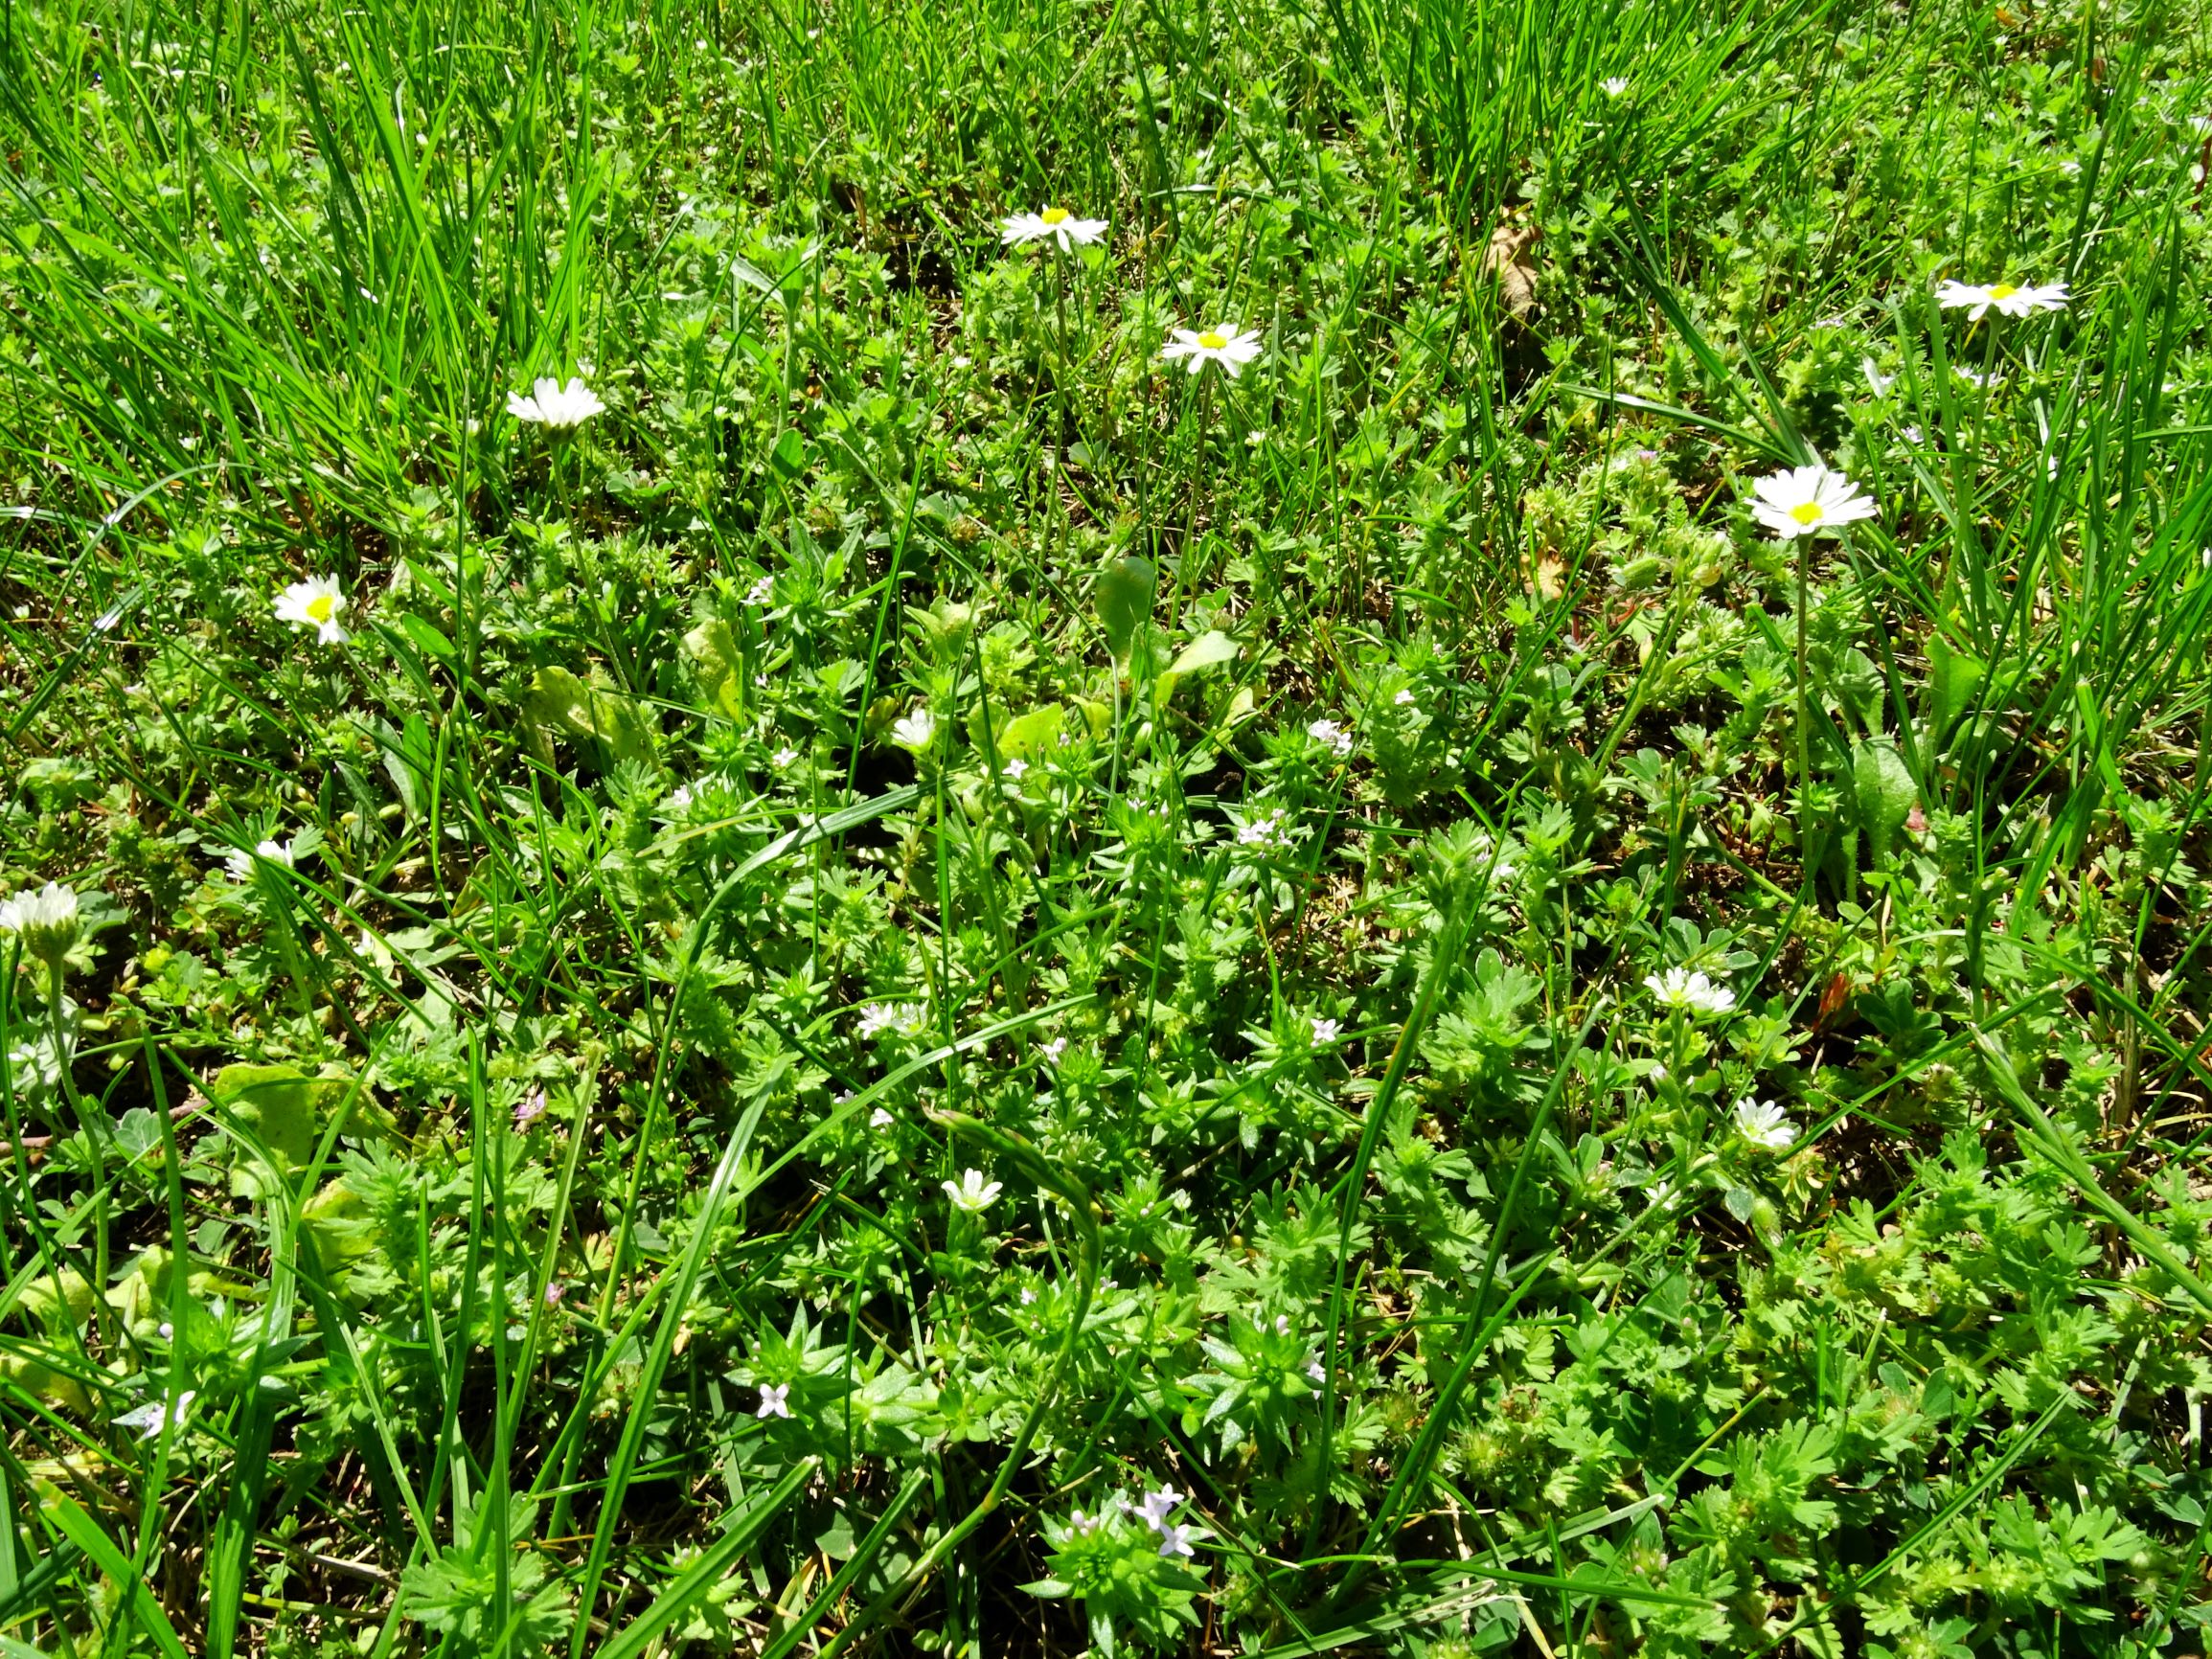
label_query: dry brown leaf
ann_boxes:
[1482,216,1542,323]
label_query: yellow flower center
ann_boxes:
[1988,283,2017,300]
[306,594,334,623]
[1040,206,1069,225]
[1197,330,1228,351]
[1790,502,1824,526]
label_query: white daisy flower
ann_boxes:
[943,1168,1003,1213]
[1600,76,1630,97]
[226,838,295,881]
[891,708,937,751]
[1160,324,1264,378]
[0,881,81,968]
[756,1382,791,1419]
[507,375,605,428]
[1733,1096,1799,1151]
[1000,206,1108,252]
[113,1390,195,1442]
[1747,465,1879,540]
[1934,279,2069,321]
[1307,718,1353,758]
[272,576,350,645]
[1643,966,1737,1016]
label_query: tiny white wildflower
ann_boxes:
[1310,1016,1342,1046]
[756,1382,791,1419]
[1155,1523,1196,1558]
[1003,756,1029,781]
[891,708,937,751]
[943,1168,1003,1213]
[1643,966,1737,1016]
[1307,1359,1327,1383]
[507,375,605,428]
[1136,1485,1183,1526]
[272,576,350,645]
[772,745,800,768]
[1393,688,1416,706]
[1020,1285,1038,1306]
[857,1002,927,1040]
[113,1390,196,1442]
[1307,718,1354,758]
[225,837,295,880]
[1600,76,1630,97]
[1160,324,1264,378]
[1733,1096,1799,1151]
[869,1106,895,1129]
[744,575,774,605]
[1041,1036,1067,1064]
[1954,365,1997,389]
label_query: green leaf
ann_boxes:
[769,428,807,480]
[681,619,746,719]
[1094,556,1156,663]
[1155,629,1241,707]
[1851,739,1916,866]
[209,1063,357,1194]
[523,666,658,767]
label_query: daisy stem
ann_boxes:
[49,960,113,1343]
[1172,369,1214,636]
[1052,248,1073,450]
[1795,528,1813,868]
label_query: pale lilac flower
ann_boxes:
[756,1383,791,1419]
[514,1088,547,1129]
[1310,1016,1342,1046]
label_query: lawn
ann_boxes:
[2,0,2211,1652]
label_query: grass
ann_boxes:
[2,0,2212,1651]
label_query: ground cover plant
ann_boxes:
[3,0,2212,1651]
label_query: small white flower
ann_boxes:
[1244,428,1268,448]
[2059,158,2082,178]
[1274,1314,1290,1335]
[1812,313,1849,330]
[1733,1096,1799,1151]
[1307,1359,1327,1384]
[1155,1522,1196,1558]
[1001,206,1108,251]
[513,1088,547,1129]
[272,576,350,645]
[1860,357,1894,397]
[756,1383,791,1419]
[1307,718,1354,758]
[857,1002,927,1040]
[1393,688,1417,707]
[1310,1016,1342,1046]
[1600,76,1630,97]
[1747,465,1879,541]
[0,882,81,968]
[772,745,800,768]
[891,708,937,751]
[1902,424,1925,444]
[1136,1485,1183,1527]
[1934,279,2069,321]
[1160,324,1264,378]
[943,1168,1003,1213]
[226,838,294,881]
[1020,1285,1038,1306]
[869,1106,895,1129]
[1041,1036,1067,1064]
[1003,756,1029,781]
[1643,966,1737,1016]
[1237,810,1288,849]
[507,375,605,428]
[669,784,696,812]
[745,575,774,605]
[1954,365,1997,389]
[114,1390,195,1442]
